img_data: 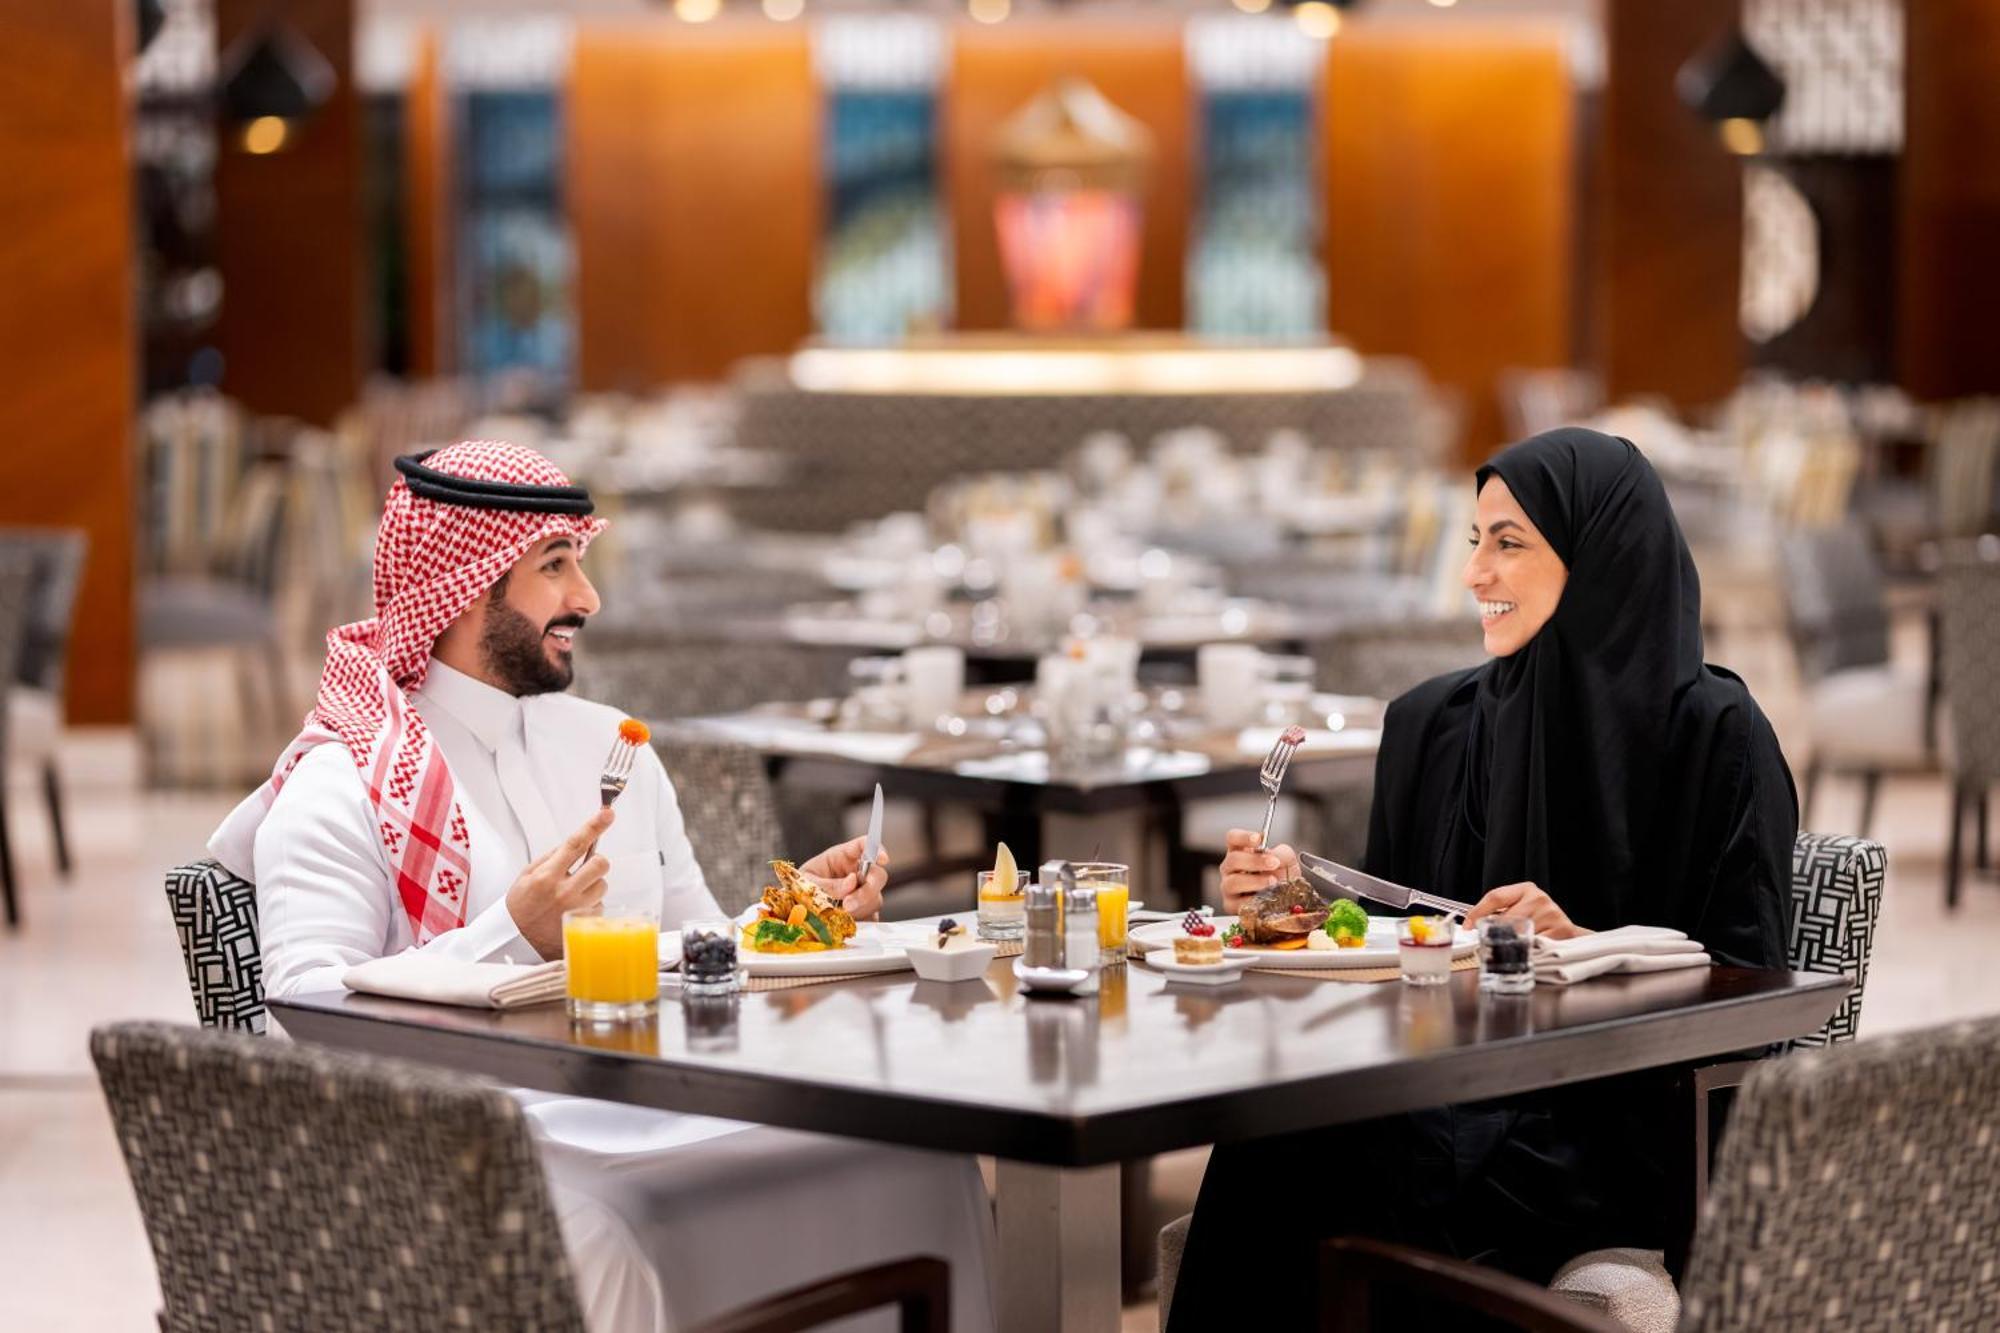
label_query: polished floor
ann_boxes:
[4,715,1997,1331]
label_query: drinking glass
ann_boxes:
[1069,861,1131,965]
[680,917,742,998]
[1478,916,1536,994]
[563,907,660,1022]
[976,869,1026,941]
[1396,915,1455,987]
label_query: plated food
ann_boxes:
[742,860,859,954]
[1174,910,1225,965]
[906,916,999,982]
[1223,878,1331,951]
[1307,898,1371,951]
[1131,893,1475,971]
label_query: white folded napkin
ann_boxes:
[1532,925,1702,964]
[343,955,567,1009]
[1530,925,1710,985]
[1534,951,1713,985]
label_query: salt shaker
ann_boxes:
[1062,881,1101,994]
[1023,881,1063,970]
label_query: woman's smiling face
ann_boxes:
[1463,474,1569,657]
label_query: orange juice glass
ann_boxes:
[564,908,660,1022]
[1070,862,1130,964]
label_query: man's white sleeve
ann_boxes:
[253,746,536,998]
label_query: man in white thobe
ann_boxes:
[209,441,994,1332]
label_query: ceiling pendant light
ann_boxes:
[1677,29,1786,156]
[218,20,336,155]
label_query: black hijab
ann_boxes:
[1388,428,1791,947]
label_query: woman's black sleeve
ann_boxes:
[1687,710,1794,970]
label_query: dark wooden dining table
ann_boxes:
[272,958,1847,1333]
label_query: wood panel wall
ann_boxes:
[1899,0,2000,399]
[1592,0,1743,410]
[0,2,136,723]
[569,23,818,391]
[1323,20,1576,457]
[402,27,451,378]
[213,0,364,426]
[946,21,1190,332]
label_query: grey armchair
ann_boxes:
[1780,521,1932,837]
[94,1021,952,1333]
[1315,1013,2000,1331]
[92,1021,588,1332]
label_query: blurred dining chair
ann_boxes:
[94,1021,952,1333]
[1938,551,2000,909]
[650,725,788,916]
[578,638,857,721]
[0,550,38,927]
[164,858,266,1033]
[1159,831,1889,1332]
[1779,520,1932,837]
[1305,613,1488,703]
[1928,397,2000,540]
[1497,367,1606,442]
[139,453,293,782]
[0,528,86,884]
[1314,1012,2000,1332]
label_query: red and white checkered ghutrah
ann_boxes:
[255,441,606,943]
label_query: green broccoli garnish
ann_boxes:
[1324,898,1370,944]
[752,919,805,946]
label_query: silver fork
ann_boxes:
[583,735,641,860]
[1254,725,1307,849]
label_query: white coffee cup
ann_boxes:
[1198,643,1263,730]
[902,645,965,729]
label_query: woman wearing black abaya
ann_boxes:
[1168,429,1794,1331]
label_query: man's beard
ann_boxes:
[479,598,579,696]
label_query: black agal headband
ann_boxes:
[394,450,596,516]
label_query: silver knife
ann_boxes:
[857,783,885,886]
[1298,851,1474,917]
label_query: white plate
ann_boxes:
[1128,918,1475,970]
[688,922,916,978]
[1142,950,1248,986]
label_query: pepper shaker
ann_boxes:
[1061,881,1101,995]
[1023,880,1063,970]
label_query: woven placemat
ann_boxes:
[1245,954,1479,984]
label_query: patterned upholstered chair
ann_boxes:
[1314,1014,2000,1332]
[93,1020,586,1332]
[652,725,788,915]
[1159,832,1890,1330]
[164,858,266,1033]
[94,1021,952,1333]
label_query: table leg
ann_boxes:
[995,1160,1122,1333]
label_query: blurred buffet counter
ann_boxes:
[730,337,1442,529]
